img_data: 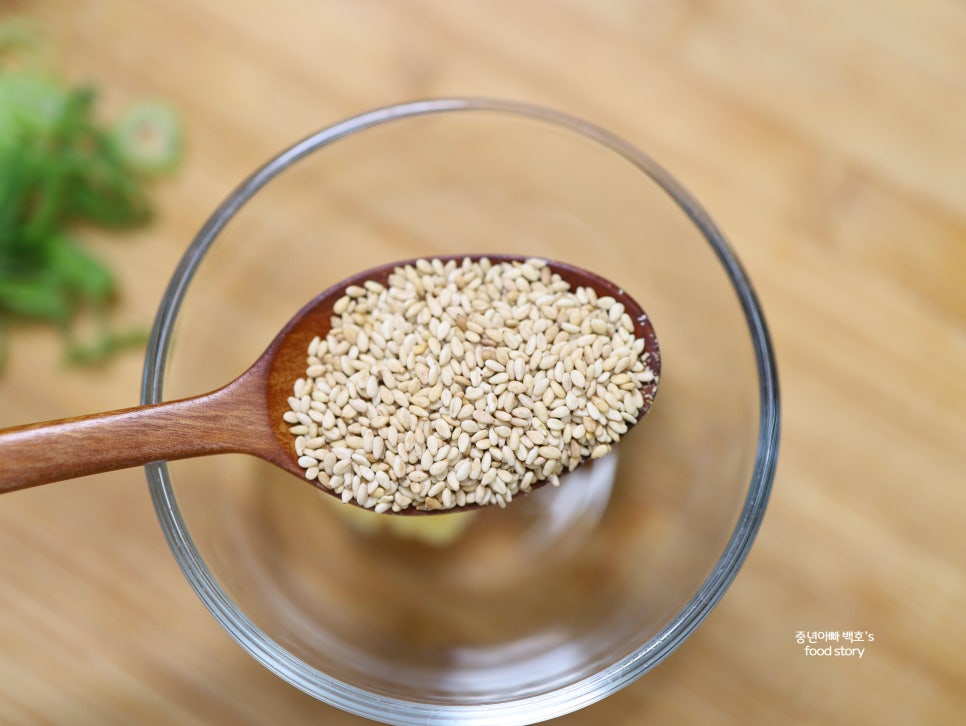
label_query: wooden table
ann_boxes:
[2,1,963,723]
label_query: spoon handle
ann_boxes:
[0,376,269,493]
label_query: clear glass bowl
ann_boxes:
[142,98,779,725]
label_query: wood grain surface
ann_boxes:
[1,1,964,724]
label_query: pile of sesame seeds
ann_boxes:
[283,257,657,513]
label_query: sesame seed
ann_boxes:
[286,257,657,512]
[332,459,352,476]
[429,460,450,478]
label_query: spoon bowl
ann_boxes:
[0,254,660,511]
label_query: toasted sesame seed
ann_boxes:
[286,257,657,512]
[429,459,450,478]
[455,460,472,481]
[345,285,366,298]
[332,458,352,476]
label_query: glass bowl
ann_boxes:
[142,98,779,725]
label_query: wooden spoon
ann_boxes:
[0,255,660,512]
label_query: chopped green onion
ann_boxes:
[0,19,182,370]
[111,100,183,176]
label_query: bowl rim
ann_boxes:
[141,96,780,725]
